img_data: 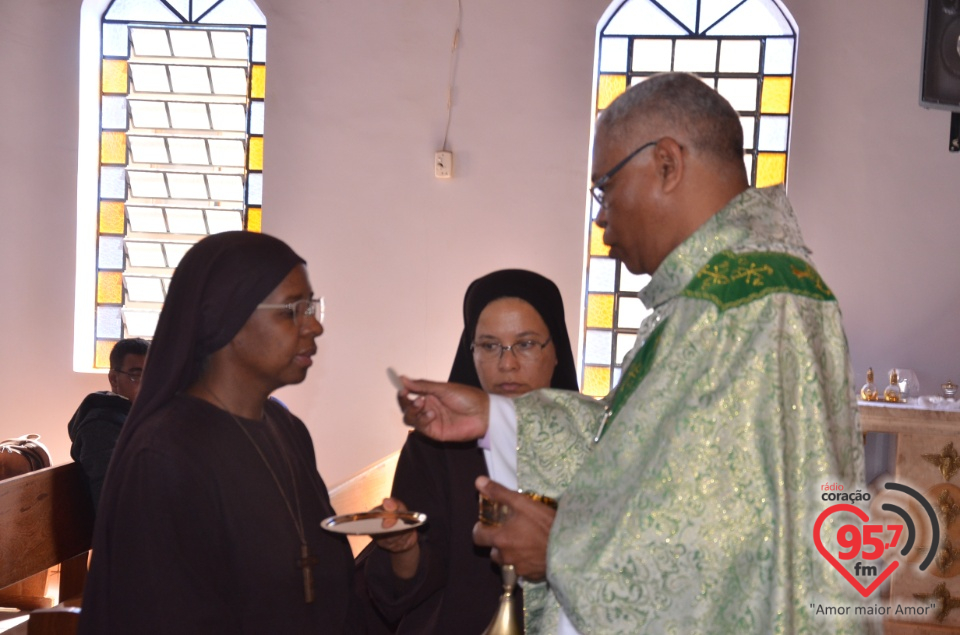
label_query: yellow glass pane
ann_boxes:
[755,153,786,187]
[583,366,611,398]
[97,271,123,304]
[597,74,626,110]
[95,340,115,369]
[99,201,125,234]
[760,76,791,114]
[586,294,614,329]
[589,222,610,257]
[250,65,266,99]
[100,131,127,165]
[102,60,128,94]
[248,137,263,170]
[247,207,262,232]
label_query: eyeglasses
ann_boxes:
[114,369,142,383]
[590,139,661,207]
[471,337,552,363]
[256,297,324,327]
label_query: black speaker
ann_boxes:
[922,0,960,110]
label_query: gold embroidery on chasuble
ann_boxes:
[682,251,836,310]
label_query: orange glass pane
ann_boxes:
[597,74,626,110]
[755,153,786,187]
[589,222,611,257]
[248,137,263,170]
[586,294,615,329]
[94,340,115,369]
[97,271,123,304]
[247,207,262,232]
[102,60,128,94]
[100,131,127,165]
[99,201,125,234]
[583,366,611,398]
[760,76,791,114]
[250,65,266,99]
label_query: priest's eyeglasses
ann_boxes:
[590,139,661,207]
[471,337,552,362]
[256,297,324,326]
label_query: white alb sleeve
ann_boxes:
[558,612,584,634]
[480,394,518,491]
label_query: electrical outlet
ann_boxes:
[435,151,453,179]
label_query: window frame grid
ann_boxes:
[579,0,797,397]
[76,0,266,371]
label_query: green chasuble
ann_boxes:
[513,187,867,634]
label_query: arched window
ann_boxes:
[580,0,797,397]
[74,0,267,371]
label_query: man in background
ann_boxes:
[68,338,148,511]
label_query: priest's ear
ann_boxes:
[652,137,684,193]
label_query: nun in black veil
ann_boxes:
[79,231,367,634]
[363,269,579,634]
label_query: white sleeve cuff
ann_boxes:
[481,394,518,491]
[558,610,584,635]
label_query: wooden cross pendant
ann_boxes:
[298,543,319,603]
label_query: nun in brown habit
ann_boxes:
[79,231,367,634]
[362,269,579,634]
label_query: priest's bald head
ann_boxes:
[591,72,750,275]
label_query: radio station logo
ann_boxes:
[815,481,939,598]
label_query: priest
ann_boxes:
[397,73,867,634]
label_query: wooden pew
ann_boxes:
[0,463,95,634]
[0,436,53,611]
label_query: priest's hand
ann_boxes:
[396,376,490,442]
[472,476,555,582]
[372,498,421,580]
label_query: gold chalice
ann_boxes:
[478,490,558,635]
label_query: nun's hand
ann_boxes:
[372,498,421,580]
[397,377,490,442]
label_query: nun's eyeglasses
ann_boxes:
[256,297,324,326]
[471,337,552,363]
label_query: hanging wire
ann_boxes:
[441,0,463,152]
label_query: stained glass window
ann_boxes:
[75,0,266,371]
[581,0,797,397]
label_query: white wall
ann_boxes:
[787,0,960,397]
[1,0,958,485]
